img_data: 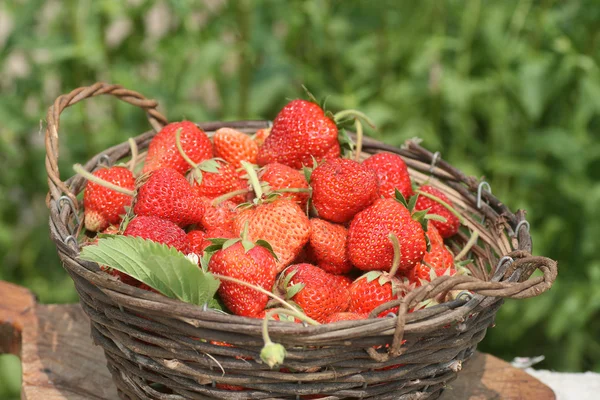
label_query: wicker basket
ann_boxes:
[45,83,557,400]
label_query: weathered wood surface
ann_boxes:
[0,281,554,399]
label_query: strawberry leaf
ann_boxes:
[407,193,419,213]
[240,239,255,253]
[394,189,409,209]
[79,236,220,307]
[222,238,241,250]
[365,270,383,283]
[256,239,279,261]
[286,282,305,299]
[338,129,355,159]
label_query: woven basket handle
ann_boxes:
[45,83,168,207]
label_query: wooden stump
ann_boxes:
[0,281,554,399]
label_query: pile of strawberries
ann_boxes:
[81,98,465,324]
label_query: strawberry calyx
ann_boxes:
[203,222,278,261]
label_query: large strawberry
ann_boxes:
[233,199,310,272]
[213,127,258,168]
[281,263,350,323]
[143,121,213,175]
[191,160,247,204]
[414,185,460,238]
[306,218,353,275]
[347,197,427,272]
[82,166,135,232]
[133,167,204,227]
[310,158,380,223]
[362,152,413,200]
[208,240,277,318]
[257,100,339,169]
[232,162,311,272]
[123,215,190,253]
[259,162,310,209]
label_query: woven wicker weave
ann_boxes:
[45,83,557,400]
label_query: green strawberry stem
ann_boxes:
[260,308,319,368]
[354,118,364,162]
[415,189,466,225]
[274,188,312,194]
[454,231,479,261]
[128,138,138,174]
[210,273,299,314]
[241,161,263,199]
[388,233,402,276]
[333,109,377,129]
[73,164,135,197]
[211,188,251,206]
[175,128,199,169]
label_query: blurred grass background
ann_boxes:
[1,0,599,397]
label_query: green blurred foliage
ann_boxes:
[1,1,599,396]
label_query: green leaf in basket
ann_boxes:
[79,236,220,307]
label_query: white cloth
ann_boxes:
[525,369,600,400]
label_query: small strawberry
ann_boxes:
[347,235,413,317]
[406,225,456,286]
[325,312,368,323]
[123,215,190,253]
[306,218,353,275]
[259,163,310,209]
[200,198,238,232]
[257,100,339,169]
[310,158,380,223]
[253,128,271,147]
[213,127,258,168]
[232,162,311,272]
[414,185,460,238]
[133,167,205,227]
[142,121,213,175]
[282,263,350,323]
[208,240,277,318]
[362,152,413,200]
[82,166,135,232]
[347,197,427,272]
[187,230,207,255]
[191,160,247,204]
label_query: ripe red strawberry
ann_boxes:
[213,128,258,168]
[282,264,350,323]
[325,312,368,323]
[123,215,190,253]
[83,166,135,232]
[191,160,247,204]
[200,198,238,232]
[187,230,207,255]
[133,167,205,227]
[143,121,212,175]
[259,163,310,209]
[253,128,271,147]
[257,100,339,169]
[348,272,404,316]
[310,158,380,223]
[362,152,413,200]
[306,218,353,275]
[233,199,310,272]
[347,198,427,272]
[407,225,455,286]
[208,241,277,317]
[330,274,353,290]
[414,185,460,238]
